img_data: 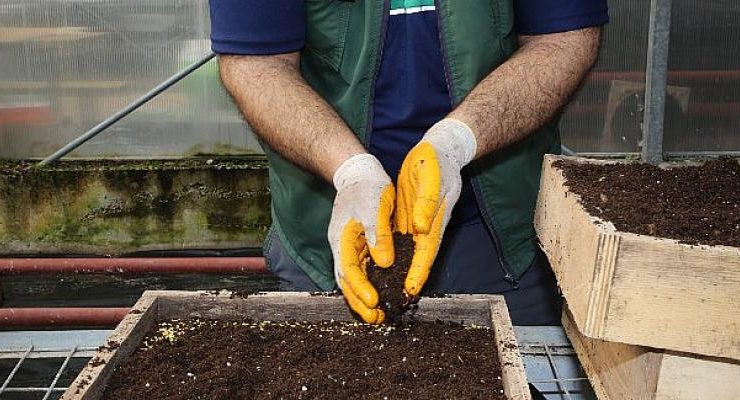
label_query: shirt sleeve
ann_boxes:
[209,0,306,55]
[514,0,609,35]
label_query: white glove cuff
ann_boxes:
[423,118,478,169]
[332,153,386,191]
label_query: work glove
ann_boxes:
[396,118,477,296]
[328,153,395,324]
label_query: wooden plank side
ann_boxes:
[61,293,159,400]
[655,352,740,400]
[490,296,531,400]
[153,291,496,327]
[563,307,662,400]
[534,155,609,337]
[606,233,740,360]
[155,291,356,323]
[565,304,740,400]
[537,154,740,360]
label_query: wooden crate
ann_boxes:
[534,155,740,360]
[61,291,531,400]
[563,305,740,400]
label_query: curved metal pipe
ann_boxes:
[0,308,129,327]
[0,257,268,274]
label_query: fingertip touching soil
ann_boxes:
[367,233,417,323]
[101,318,505,400]
[554,158,739,247]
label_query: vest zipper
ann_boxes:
[470,176,519,288]
[434,0,519,288]
[362,0,391,147]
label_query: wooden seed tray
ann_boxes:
[61,291,531,400]
[563,303,740,400]
[535,155,740,360]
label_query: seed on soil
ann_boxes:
[101,318,504,399]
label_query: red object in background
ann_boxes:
[0,307,130,327]
[0,105,53,125]
[0,257,268,274]
[0,257,270,327]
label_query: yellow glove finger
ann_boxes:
[340,219,378,308]
[368,184,395,268]
[395,157,413,235]
[405,200,446,296]
[342,278,385,324]
[410,142,441,234]
[397,142,440,234]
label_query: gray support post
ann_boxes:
[642,0,673,164]
[38,52,216,166]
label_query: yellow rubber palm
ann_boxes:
[396,119,477,296]
[329,154,395,324]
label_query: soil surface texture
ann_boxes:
[555,158,739,247]
[367,233,416,322]
[101,318,504,400]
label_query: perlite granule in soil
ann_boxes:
[101,318,505,400]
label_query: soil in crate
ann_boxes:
[101,318,505,400]
[555,158,739,247]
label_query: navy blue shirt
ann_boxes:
[210,0,608,225]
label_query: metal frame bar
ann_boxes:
[519,343,592,399]
[38,52,217,166]
[42,346,77,400]
[0,346,32,393]
[0,347,99,360]
[543,343,573,400]
[0,346,93,397]
[642,0,673,164]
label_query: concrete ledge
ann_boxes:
[0,157,270,256]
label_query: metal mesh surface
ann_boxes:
[0,346,96,400]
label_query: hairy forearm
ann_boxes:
[218,53,365,182]
[449,27,601,158]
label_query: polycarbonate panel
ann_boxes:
[559,0,651,153]
[664,1,740,152]
[0,0,259,159]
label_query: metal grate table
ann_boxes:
[515,326,596,400]
[0,327,595,400]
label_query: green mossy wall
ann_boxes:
[0,158,270,255]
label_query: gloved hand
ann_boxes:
[396,118,477,296]
[328,153,395,324]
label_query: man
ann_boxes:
[210,0,607,325]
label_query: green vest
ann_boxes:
[264,0,561,290]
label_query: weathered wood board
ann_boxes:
[563,306,740,400]
[534,154,740,360]
[62,291,531,400]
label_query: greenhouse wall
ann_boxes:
[0,0,737,159]
[0,0,259,159]
[664,2,740,153]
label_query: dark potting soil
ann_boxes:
[367,233,416,323]
[101,318,505,400]
[554,158,739,248]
